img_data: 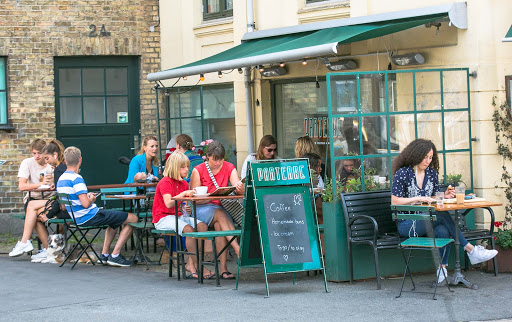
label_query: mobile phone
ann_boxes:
[94,192,102,198]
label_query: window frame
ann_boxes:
[202,0,233,21]
[0,57,14,130]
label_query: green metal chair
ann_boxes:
[151,228,177,277]
[127,191,157,269]
[391,205,454,300]
[100,187,137,251]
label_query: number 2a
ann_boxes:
[89,24,110,37]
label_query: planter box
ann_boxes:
[487,245,512,273]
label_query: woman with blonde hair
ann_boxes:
[295,136,320,158]
[125,135,160,184]
[240,134,278,179]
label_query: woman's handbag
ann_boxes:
[204,162,244,226]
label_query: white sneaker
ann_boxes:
[468,245,498,265]
[9,241,34,257]
[31,249,48,263]
[437,266,448,284]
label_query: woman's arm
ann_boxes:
[229,169,244,195]
[189,168,209,204]
[126,155,146,183]
[391,194,434,205]
[162,190,195,209]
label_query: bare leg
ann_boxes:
[102,227,117,255]
[111,213,137,255]
[34,222,49,248]
[21,200,48,248]
[210,210,239,274]
[183,223,212,277]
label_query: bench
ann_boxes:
[340,190,498,290]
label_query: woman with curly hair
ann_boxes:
[391,138,497,283]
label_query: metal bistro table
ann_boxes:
[87,182,157,191]
[171,194,244,283]
[434,200,502,290]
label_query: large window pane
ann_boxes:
[83,97,105,124]
[0,92,6,124]
[60,97,82,124]
[444,152,471,186]
[203,87,234,119]
[82,69,104,95]
[332,116,360,156]
[389,114,415,153]
[361,116,388,154]
[0,58,5,90]
[330,74,357,114]
[416,71,441,111]
[106,68,127,95]
[444,111,469,150]
[168,88,201,118]
[206,0,220,13]
[417,113,442,149]
[443,70,468,110]
[107,97,128,123]
[360,74,384,113]
[59,69,81,96]
[393,72,414,111]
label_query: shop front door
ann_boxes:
[55,56,140,185]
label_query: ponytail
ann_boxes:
[42,139,65,164]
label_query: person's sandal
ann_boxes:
[220,271,235,279]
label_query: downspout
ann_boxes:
[245,0,255,153]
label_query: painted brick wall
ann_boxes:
[0,0,160,214]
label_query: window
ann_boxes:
[506,76,512,109]
[0,57,9,128]
[159,84,237,165]
[203,0,233,21]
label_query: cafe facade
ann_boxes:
[152,0,512,228]
[0,0,160,219]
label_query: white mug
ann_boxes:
[194,186,208,195]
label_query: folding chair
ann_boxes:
[128,191,157,269]
[57,193,108,270]
[391,205,454,300]
[151,228,177,277]
[101,187,137,251]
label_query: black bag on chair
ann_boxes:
[204,162,244,226]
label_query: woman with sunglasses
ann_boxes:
[240,134,278,179]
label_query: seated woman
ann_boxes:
[152,152,212,279]
[240,134,278,180]
[190,140,243,279]
[10,139,67,260]
[336,158,358,188]
[301,152,324,223]
[391,138,498,283]
[125,135,160,184]
[173,134,203,180]
[295,135,325,180]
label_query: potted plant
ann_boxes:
[344,167,381,193]
[487,220,512,273]
[442,173,466,188]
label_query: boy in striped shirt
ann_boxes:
[57,146,138,267]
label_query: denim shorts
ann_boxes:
[81,209,128,229]
[154,215,203,235]
[195,203,226,226]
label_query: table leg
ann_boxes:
[193,200,200,284]
[449,209,478,290]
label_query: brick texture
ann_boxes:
[0,0,160,213]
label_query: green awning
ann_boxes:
[148,3,467,82]
[503,25,512,42]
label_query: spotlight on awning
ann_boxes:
[324,58,357,71]
[391,53,425,66]
[260,66,287,77]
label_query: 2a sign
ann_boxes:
[88,24,111,37]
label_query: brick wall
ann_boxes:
[0,0,160,214]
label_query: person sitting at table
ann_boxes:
[301,152,324,223]
[171,134,203,180]
[391,138,498,283]
[9,139,67,259]
[240,134,278,180]
[295,136,325,180]
[337,158,358,188]
[152,152,213,279]
[190,140,243,279]
[58,146,138,267]
[125,135,160,184]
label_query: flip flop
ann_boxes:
[186,273,199,279]
[204,273,216,280]
[220,271,235,279]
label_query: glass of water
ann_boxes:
[435,191,445,206]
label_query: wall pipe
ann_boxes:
[245,0,255,153]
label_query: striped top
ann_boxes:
[56,170,98,225]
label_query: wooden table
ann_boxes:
[171,194,244,282]
[434,200,502,289]
[88,182,157,190]
[26,187,53,200]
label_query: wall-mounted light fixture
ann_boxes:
[324,58,357,71]
[258,65,264,72]
[218,71,223,78]
[301,58,308,66]
[279,62,285,67]
[260,66,287,77]
[391,53,425,66]
[199,74,205,81]
[183,76,187,80]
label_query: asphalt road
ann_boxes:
[1,255,512,321]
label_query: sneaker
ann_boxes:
[9,241,34,257]
[97,254,109,265]
[436,266,448,284]
[468,245,498,265]
[107,254,132,267]
[31,249,48,263]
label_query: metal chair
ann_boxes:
[391,205,454,299]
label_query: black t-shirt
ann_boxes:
[53,163,67,185]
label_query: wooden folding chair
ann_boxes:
[57,193,108,270]
[391,205,454,300]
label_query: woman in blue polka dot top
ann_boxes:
[391,139,497,283]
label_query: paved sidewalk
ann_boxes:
[1,254,512,321]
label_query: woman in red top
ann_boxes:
[152,152,212,279]
[190,140,243,279]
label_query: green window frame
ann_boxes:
[327,68,473,194]
[202,0,233,21]
[0,57,10,128]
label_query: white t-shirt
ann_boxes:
[18,157,53,202]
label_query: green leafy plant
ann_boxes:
[494,222,512,249]
[321,178,344,202]
[443,173,466,187]
[344,167,381,193]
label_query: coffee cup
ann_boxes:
[194,186,208,196]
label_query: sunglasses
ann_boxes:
[265,147,277,153]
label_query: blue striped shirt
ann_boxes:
[56,171,98,225]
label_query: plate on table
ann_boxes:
[38,184,50,189]
[444,197,486,204]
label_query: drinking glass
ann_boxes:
[435,191,444,206]
[455,185,465,204]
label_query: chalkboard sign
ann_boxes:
[263,193,312,265]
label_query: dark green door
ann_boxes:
[55,56,140,185]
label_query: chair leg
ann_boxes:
[348,243,354,285]
[373,247,381,290]
[490,237,498,276]
[211,238,220,287]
